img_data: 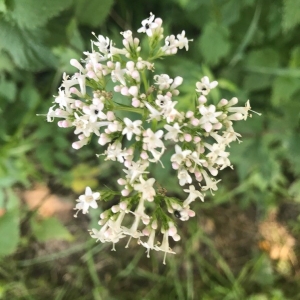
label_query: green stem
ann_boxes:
[114,104,144,115]
[151,118,157,132]
[142,70,149,93]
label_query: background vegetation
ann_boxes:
[1,0,300,299]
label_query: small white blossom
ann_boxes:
[199,105,222,132]
[154,74,173,90]
[105,141,127,163]
[137,13,158,37]
[176,30,192,51]
[122,118,142,140]
[171,145,192,166]
[183,185,204,206]
[123,160,149,184]
[134,176,156,201]
[164,123,182,142]
[154,231,176,265]
[196,76,218,95]
[74,187,100,216]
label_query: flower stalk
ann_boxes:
[45,13,257,264]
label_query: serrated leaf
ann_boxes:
[282,0,300,31]
[7,0,72,30]
[0,19,57,71]
[31,216,73,242]
[0,210,19,257]
[199,23,231,66]
[271,76,300,106]
[75,0,114,27]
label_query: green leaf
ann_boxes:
[245,48,279,68]
[75,0,114,27]
[0,19,57,70]
[289,179,300,202]
[220,0,241,26]
[285,132,300,175]
[0,51,14,72]
[20,84,40,109]
[52,46,82,74]
[0,79,17,102]
[199,23,231,66]
[289,46,300,68]
[271,76,300,106]
[0,210,19,257]
[282,0,300,32]
[66,18,85,52]
[7,0,72,30]
[31,217,73,242]
[0,0,6,13]
[243,48,280,91]
[243,73,271,91]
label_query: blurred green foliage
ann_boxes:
[1,0,300,299]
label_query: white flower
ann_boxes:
[173,206,196,221]
[227,99,252,120]
[90,223,110,243]
[161,35,178,55]
[196,76,218,95]
[74,187,100,216]
[176,30,192,51]
[143,129,166,164]
[154,74,173,90]
[200,170,221,195]
[155,94,172,108]
[134,176,156,201]
[143,129,165,150]
[123,160,149,184]
[164,123,182,142]
[171,145,192,166]
[144,101,162,121]
[183,185,204,206]
[55,89,75,108]
[154,231,176,265]
[205,143,227,162]
[93,34,111,55]
[137,13,158,37]
[105,141,127,163]
[73,113,90,136]
[91,211,127,250]
[47,105,56,122]
[111,62,126,86]
[122,198,149,247]
[198,105,222,132]
[222,125,242,144]
[122,118,142,140]
[178,168,192,186]
[83,103,106,122]
[140,229,156,258]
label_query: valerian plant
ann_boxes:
[46,13,259,264]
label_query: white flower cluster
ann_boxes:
[46,13,255,264]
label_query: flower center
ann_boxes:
[86,195,94,203]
